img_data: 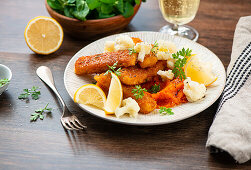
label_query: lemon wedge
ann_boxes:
[184,55,217,86]
[24,16,63,55]
[104,73,123,114]
[74,84,106,110]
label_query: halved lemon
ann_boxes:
[74,84,106,110]
[24,16,63,55]
[104,73,123,114]
[184,55,217,86]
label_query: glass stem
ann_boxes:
[172,24,179,33]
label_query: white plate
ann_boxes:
[64,31,226,126]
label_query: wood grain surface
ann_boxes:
[0,0,251,169]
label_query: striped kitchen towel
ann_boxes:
[206,16,251,164]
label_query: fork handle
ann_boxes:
[36,66,66,110]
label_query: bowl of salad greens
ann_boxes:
[0,64,12,96]
[46,0,145,39]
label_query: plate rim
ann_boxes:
[64,31,226,126]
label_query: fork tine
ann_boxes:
[74,117,87,129]
[65,119,79,130]
[71,120,84,130]
[61,119,73,130]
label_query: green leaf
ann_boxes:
[149,84,160,94]
[30,113,39,121]
[73,1,89,20]
[100,0,116,4]
[67,0,76,3]
[24,89,29,93]
[47,0,64,11]
[46,108,52,111]
[159,107,174,116]
[101,3,114,14]
[76,0,86,11]
[31,86,39,91]
[86,0,101,10]
[35,108,43,113]
[64,6,74,18]
[0,78,9,87]
[135,0,140,5]
[115,0,123,13]
[40,115,45,120]
[132,85,147,99]
[18,93,29,99]
[122,1,134,18]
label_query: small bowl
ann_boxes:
[45,0,141,39]
[0,64,12,95]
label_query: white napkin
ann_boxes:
[206,16,251,164]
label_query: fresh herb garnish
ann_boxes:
[151,41,158,53]
[132,85,147,99]
[30,103,52,121]
[18,86,41,100]
[149,84,160,93]
[47,0,147,21]
[0,78,9,87]
[159,107,174,116]
[172,48,192,80]
[104,62,121,76]
[128,48,137,55]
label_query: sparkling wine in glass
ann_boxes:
[159,0,200,41]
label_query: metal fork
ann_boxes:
[36,66,86,130]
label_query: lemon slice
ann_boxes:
[184,55,217,86]
[74,84,106,110]
[24,16,63,55]
[104,73,123,114]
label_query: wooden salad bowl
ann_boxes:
[45,1,141,39]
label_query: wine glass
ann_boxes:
[159,0,200,41]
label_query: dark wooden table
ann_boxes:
[0,0,251,169]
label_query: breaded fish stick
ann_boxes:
[94,74,157,114]
[138,52,158,68]
[119,61,166,85]
[122,85,157,114]
[75,50,137,75]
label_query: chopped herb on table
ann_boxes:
[18,86,41,100]
[149,84,160,93]
[159,107,174,116]
[30,103,52,121]
[132,85,147,99]
[47,0,147,21]
[0,78,9,87]
[104,62,121,76]
[172,48,192,80]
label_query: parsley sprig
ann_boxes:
[128,48,137,55]
[18,86,41,100]
[149,84,160,94]
[30,103,52,121]
[172,48,192,80]
[0,78,9,87]
[132,85,147,99]
[151,41,158,53]
[104,62,121,77]
[159,107,174,116]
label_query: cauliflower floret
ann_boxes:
[104,41,115,52]
[183,77,206,102]
[134,42,152,62]
[166,56,176,69]
[114,35,134,51]
[115,97,140,118]
[157,70,174,81]
[157,40,177,54]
